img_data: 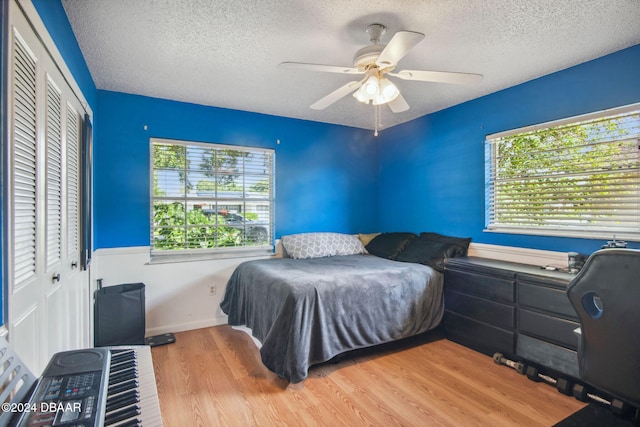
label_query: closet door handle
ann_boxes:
[71,261,78,269]
[52,273,61,283]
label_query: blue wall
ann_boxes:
[19,0,640,257]
[94,91,379,249]
[27,0,380,252]
[378,44,640,254]
[32,0,96,110]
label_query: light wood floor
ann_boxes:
[151,326,585,426]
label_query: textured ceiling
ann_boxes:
[61,0,640,131]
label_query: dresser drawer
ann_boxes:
[445,290,515,330]
[444,269,515,303]
[519,309,579,349]
[517,334,578,378]
[518,272,571,289]
[519,282,578,320]
[444,311,515,356]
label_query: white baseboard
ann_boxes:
[146,317,227,337]
[468,242,568,267]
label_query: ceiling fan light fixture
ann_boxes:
[353,89,370,103]
[373,95,391,106]
[362,75,380,96]
[355,75,401,106]
[379,77,399,101]
[353,75,380,104]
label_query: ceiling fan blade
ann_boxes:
[387,93,410,113]
[392,69,483,85]
[310,81,363,110]
[279,62,362,74]
[375,31,425,68]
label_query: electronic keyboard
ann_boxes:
[1,338,162,427]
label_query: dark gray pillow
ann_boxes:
[419,232,471,257]
[365,232,417,260]
[396,233,471,271]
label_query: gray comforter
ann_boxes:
[220,254,444,383]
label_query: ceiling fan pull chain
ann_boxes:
[374,104,380,136]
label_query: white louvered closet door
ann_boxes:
[7,1,89,375]
[44,75,68,359]
[65,103,87,350]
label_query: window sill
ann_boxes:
[148,247,276,265]
[484,227,640,243]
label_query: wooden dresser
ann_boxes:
[443,257,580,377]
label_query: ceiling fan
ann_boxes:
[279,24,483,114]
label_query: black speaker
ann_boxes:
[94,282,145,346]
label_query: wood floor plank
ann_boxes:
[152,325,585,426]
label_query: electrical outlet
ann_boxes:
[209,285,217,296]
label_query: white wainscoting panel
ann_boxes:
[93,242,567,336]
[92,247,277,336]
[11,304,40,375]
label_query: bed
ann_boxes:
[220,231,470,383]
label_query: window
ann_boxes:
[486,104,640,240]
[151,138,275,258]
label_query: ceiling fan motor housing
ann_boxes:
[353,44,386,70]
[353,23,388,70]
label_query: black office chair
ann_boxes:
[567,248,640,410]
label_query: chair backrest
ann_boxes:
[566,248,640,408]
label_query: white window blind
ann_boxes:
[486,104,640,239]
[151,138,275,258]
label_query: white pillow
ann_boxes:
[281,232,366,259]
